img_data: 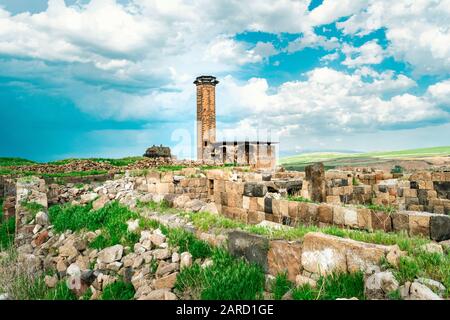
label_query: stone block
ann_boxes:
[257,197,265,212]
[288,201,299,218]
[301,232,388,275]
[268,240,302,282]
[242,196,250,210]
[264,197,273,214]
[272,199,281,216]
[279,200,289,217]
[408,212,431,238]
[326,195,341,205]
[430,215,450,241]
[248,211,265,224]
[332,206,346,226]
[228,231,269,272]
[344,208,358,228]
[243,183,267,197]
[371,211,393,232]
[249,197,258,211]
[392,212,409,233]
[357,208,372,231]
[318,204,333,224]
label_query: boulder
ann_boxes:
[139,289,177,300]
[173,195,191,209]
[97,245,123,264]
[416,278,446,296]
[185,199,206,212]
[44,275,58,288]
[200,202,219,214]
[407,281,443,300]
[364,271,399,300]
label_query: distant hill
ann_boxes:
[279,146,450,171]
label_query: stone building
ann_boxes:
[194,75,277,169]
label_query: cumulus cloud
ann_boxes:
[205,38,277,65]
[342,40,385,67]
[336,0,450,75]
[215,68,447,140]
[287,30,340,53]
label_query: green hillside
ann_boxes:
[280,146,450,171]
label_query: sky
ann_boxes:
[0,0,449,162]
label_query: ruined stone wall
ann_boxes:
[207,170,450,241]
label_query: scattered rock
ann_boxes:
[386,244,406,267]
[127,219,140,233]
[44,275,58,288]
[173,195,190,209]
[172,252,180,263]
[92,195,109,210]
[364,271,399,300]
[295,275,317,288]
[180,252,193,269]
[67,263,81,277]
[80,192,98,204]
[35,211,49,226]
[154,272,178,289]
[407,281,443,300]
[97,245,124,264]
[420,243,443,255]
[184,199,205,212]
[416,278,446,296]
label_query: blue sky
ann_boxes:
[0,0,449,161]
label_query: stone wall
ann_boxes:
[208,172,450,241]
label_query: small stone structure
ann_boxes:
[143,145,171,158]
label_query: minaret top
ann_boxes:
[194,75,219,86]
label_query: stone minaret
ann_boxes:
[194,75,219,160]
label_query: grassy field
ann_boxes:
[280,146,450,171]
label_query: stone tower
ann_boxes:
[194,75,219,160]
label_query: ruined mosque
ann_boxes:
[194,75,277,169]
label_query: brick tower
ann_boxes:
[194,75,219,160]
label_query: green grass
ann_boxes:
[165,227,212,260]
[0,206,15,249]
[175,248,265,300]
[47,156,145,167]
[21,201,45,216]
[157,165,186,172]
[292,272,365,300]
[45,280,78,300]
[271,272,293,300]
[0,157,35,167]
[101,280,135,300]
[287,196,313,203]
[363,204,396,215]
[48,201,140,249]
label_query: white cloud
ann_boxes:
[215,68,447,141]
[287,30,339,53]
[337,0,450,75]
[342,40,385,67]
[205,38,277,66]
[320,52,340,63]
